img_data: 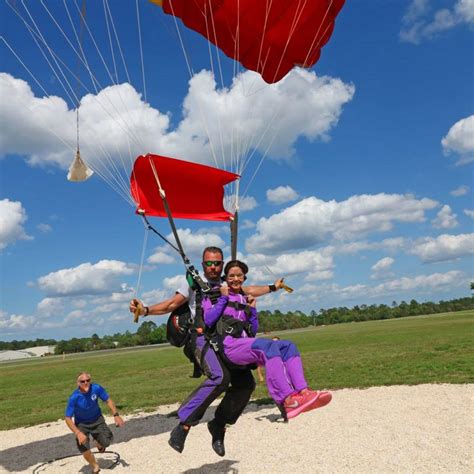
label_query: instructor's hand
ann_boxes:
[76,431,88,446]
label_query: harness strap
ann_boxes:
[226,300,252,316]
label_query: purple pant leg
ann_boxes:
[224,337,295,404]
[283,356,308,392]
[177,336,228,424]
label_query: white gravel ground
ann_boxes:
[0,384,472,473]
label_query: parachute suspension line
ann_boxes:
[18,1,79,107]
[301,4,334,70]
[203,2,226,172]
[103,0,118,83]
[230,178,240,260]
[135,0,147,102]
[69,0,147,152]
[104,0,131,84]
[269,0,310,84]
[147,157,188,263]
[133,221,150,305]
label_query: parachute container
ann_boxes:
[130,154,239,221]
[153,0,346,83]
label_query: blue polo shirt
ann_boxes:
[65,383,109,424]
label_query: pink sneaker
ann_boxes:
[301,389,332,412]
[283,391,320,419]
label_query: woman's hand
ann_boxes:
[220,285,229,296]
[247,295,256,307]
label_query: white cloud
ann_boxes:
[0,70,354,193]
[163,274,187,291]
[0,199,33,249]
[450,185,470,196]
[0,312,36,329]
[432,204,458,229]
[441,115,474,165]
[246,193,438,254]
[464,209,474,218]
[370,257,395,280]
[36,297,65,318]
[37,260,135,296]
[225,195,258,213]
[400,0,474,43]
[266,185,299,204]
[408,233,474,263]
[37,223,52,233]
[147,250,176,265]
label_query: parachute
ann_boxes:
[130,154,239,221]
[151,0,346,83]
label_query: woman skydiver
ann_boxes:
[202,260,332,419]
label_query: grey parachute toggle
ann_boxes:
[67,150,93,182]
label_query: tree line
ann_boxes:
[1,296,472,354]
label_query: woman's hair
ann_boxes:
[224,260,249,276]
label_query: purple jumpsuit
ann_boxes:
[203,292,309,404]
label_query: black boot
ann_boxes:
[207,419,226,457]
[276,403,288,423]
[168,423,190,453]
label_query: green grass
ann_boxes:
[1,311,472,430]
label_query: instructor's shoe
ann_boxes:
[276,403,289,422]
[168,423,190,453]
[207,419,226,457]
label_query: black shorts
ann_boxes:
[75,415,113,453]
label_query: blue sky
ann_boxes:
[1,0,473,342]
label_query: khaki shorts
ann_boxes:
[75,415,113,453]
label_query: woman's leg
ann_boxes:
[275,340,308,393]
[224,337,295,404]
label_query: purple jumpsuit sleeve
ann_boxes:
[204,295,229,327]
[249,307,258,334]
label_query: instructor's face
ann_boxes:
[77,375,91,393]
[202,251,224,281]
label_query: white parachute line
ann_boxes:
[134,224,150,302]
[1,36,49,98]
[104,0,132,84]
[102,0,118,83]
[301,0,334,69]
[69,0,147,152]
[18,1,79,107]
[203,2,226,172]
[135,0,147,102]
[268,0,309,85]
[166,1,221,171]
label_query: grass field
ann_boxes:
[0,311,472,430]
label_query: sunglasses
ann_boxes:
[203,260,223,267]
[79,379,91,384]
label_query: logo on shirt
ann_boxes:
[91,394,98,401]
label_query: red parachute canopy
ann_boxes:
[153,0,345,83]
[130,154,239,221]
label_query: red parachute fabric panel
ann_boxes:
[130,154,239,221]
[160,0,345,83]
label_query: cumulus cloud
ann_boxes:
[432,204,458,229]
[0,312,36,330]
[147,250,176,265]
[370,257,395,280]
[408,233,474,263]
[225,195,258,213]
[450,185,470,196]
[400,0,474,43]
[0,70,354,192]
[246,193,438,254]
[464,209,474,218]
[37,260,135,296]
[0,199,33,249]
[441,115,474,165]
[266,185,299,204]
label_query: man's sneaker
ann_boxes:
[283,390,320,419]
[168,423,190,453]
[302,389,332,412]
[207,419,226,457]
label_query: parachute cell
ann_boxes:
[152,0,345,83]
[130,154,239,221]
